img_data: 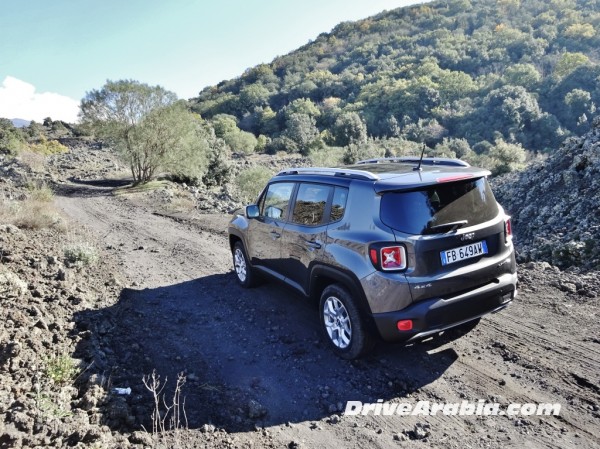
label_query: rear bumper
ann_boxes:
[372,272,517,342]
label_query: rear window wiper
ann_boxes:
[427,220,468,233]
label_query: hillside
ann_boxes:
[190,0,600,160]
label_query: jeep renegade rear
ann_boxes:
[228,158,517,359]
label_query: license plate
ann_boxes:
[440,241,488,266]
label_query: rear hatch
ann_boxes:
[379,176,513,302]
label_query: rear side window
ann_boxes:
[380,177,499,235]
[330,187,348,222]
[292,183,331,226]
[260,182,294,220]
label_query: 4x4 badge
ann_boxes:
[461,232,475,241]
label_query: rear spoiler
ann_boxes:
[373,169,491,194]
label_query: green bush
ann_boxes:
[235,167,274,203]
[225,130,258,155]
[202,141,231,187]
[343,140,385,164]
[309,147,345,167]
[0,118,26,156]
[486,139,527,175]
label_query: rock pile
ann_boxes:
[493,116,600,271]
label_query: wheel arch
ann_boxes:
[228,230,244,252]
[309,264,379,336]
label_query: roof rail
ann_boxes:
[276,167,380,181]
[357,157,471,168]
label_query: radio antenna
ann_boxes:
[414,144,426,171]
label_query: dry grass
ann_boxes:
[0,181,63,230]
[26,181,54,202]
[18,150,47,173]
[1,198,63,230]
[161,194,196,214]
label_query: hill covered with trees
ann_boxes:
[190,0,600,170]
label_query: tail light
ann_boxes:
[369,244,407,271]
[504,217,512,244]
[397,320,413,331]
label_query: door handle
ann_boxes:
[304,240,321,250]
[270,231,281,239]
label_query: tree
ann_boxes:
[554,52,590,79]
[284,113,319,155]
[487,138,527,175]
[211,113,258,154]
[333,112,368,146]
[503,64,541,89]
[80,80,207,184]
[211,114,239,138]
[225,130,258,155]
[239,84,270,110]
[0,119,25,156]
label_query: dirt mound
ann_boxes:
[493,116,600,270]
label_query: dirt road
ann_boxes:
[56,179,600,448]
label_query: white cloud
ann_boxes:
[0,76,80,123]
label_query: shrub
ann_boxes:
[309,147,345,167]
[1,197,63,230]
[27,181,54,202]
[0,118,26,156]
[225,130,257,155]
[486,139,527,175]
[202,141,231,187]
[28,136,69,155]
[343,140,385,164]
[45,354,79,386]
[63,243,99,266]
[235,167,273,203]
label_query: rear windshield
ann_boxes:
[380,177,499,235]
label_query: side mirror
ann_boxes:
[246,204,259,219]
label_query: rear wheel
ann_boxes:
[319,284,374,359]
[232,241,256,288]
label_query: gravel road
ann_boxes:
[55,179,600,449]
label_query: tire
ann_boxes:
[232,241,256,288]
[319,284,374,359]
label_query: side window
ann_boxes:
[292,183,332,226]
[260,182,295,220]
[330,187,348,222]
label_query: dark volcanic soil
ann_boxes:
[1,142,599,448]
[54,176,600,449]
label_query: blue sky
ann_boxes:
[1,0,425,122]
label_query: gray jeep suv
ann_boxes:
[228,158,517,359]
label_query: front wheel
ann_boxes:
[319,284,374,359]
[232,241,256,288]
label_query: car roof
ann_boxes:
[274,158,491,192]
